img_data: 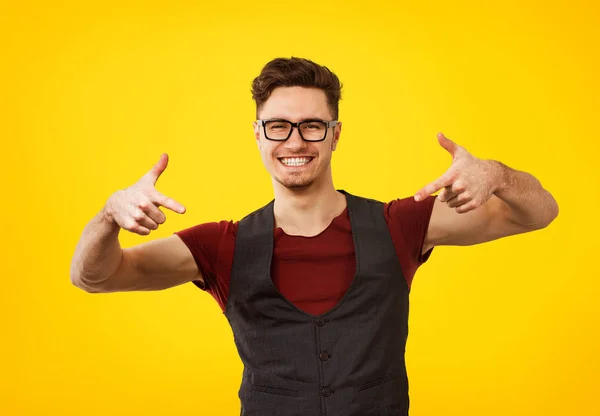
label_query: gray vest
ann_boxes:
[225,191,411,416]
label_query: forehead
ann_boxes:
[259,86,332,120]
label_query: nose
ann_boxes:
[283,126,306,150]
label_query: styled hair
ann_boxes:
[251,57,342,119]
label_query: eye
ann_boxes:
[304,122,325,130]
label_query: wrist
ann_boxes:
[101,193,120,230]
[487,160,510,194]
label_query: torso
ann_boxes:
[176,194,436,315]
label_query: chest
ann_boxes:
[271,229,356,315]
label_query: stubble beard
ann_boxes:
[275,172,315,189]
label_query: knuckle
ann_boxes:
[138,199,151,210]
[453,183,465,193]
[124,219,138,230]
[131,209,145,221]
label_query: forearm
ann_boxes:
[70,206,123,290]
[490,160,559,229]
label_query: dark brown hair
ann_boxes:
[251,57,342,119]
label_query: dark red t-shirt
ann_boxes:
[174,195,436,316]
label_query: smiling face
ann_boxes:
[253,86,341,190]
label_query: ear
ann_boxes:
[253,121,260,146]
[331,121,342,151]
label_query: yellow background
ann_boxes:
[1,0,598,415]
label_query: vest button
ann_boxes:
[315,319,325,327]
[321,387,333,397]
[319,352,330,361]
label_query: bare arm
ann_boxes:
[70,154,203,293]
[415,133,558,252]
[70,208,202,293]
[69,207,123,291]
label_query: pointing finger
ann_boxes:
[151,191,186,214]
[414,172,454,202]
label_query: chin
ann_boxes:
[286,182,314,190]
[275,175,315,189]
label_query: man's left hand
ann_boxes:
[414,133,502,214]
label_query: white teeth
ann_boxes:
[280,157,312,166]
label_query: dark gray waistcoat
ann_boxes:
[225,191,411,416]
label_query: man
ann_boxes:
[70,57,558,415]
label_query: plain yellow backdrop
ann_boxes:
[1,1,598,415]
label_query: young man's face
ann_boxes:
[253,86,341,190]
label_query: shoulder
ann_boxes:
[175,199,275,242]
[376,195,438,285]
[172,220,239,295]
[384,195,437,222]
[383,195,437,260]
[174,220,238,242]
[341,191,436,225]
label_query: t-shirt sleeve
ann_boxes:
[172,221,237,312]
[384,195,437,288]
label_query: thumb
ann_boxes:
[437,132,458,158]
[143,153,169,185]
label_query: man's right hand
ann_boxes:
[104,153,186,235]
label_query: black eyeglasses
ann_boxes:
[257,119,338,142]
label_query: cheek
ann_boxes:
[259,142,278,163]
[320,145,333,159]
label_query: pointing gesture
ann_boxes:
[104,153,186,235]
[414,133,499,214]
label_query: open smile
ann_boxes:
[278,157,314,167]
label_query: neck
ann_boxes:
[272,175,346,237]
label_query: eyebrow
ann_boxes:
[263,117,327,122]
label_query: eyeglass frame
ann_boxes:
[256,118,339,142]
